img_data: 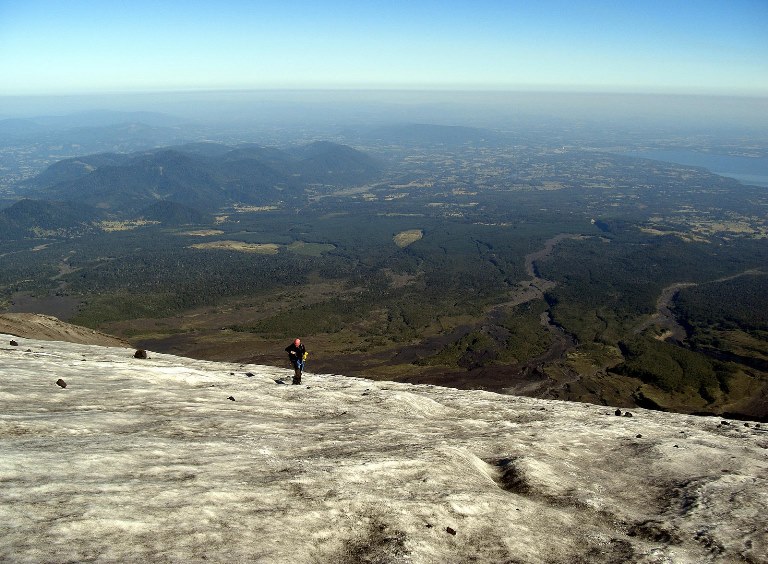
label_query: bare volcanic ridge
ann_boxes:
[0,313,130,348]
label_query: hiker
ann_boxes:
[285,338,307,384]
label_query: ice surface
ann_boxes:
[1,334,766,563]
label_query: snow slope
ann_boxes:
[1,334,766,563]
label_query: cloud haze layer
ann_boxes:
[1,0,767,96]
[1,333,766,562]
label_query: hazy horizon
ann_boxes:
[2,89,768,133]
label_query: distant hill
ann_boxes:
[19,153,130,190]
[58,122,188,151]
[172,142,236,158]
[0,112,192,163]
[0,212,22,238]
[0,118,49,138]
[33,110,184,129]
[1,111,183,134]
[138,200,210,225]
[0,197,207,237]
[220,144,296,173]
[19,142,382,214]
[40,149,228,212]
[287,141,381,185]
[0,199,102,236]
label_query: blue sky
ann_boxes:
[1,0,767,96]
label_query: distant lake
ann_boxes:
[618,149,768,187]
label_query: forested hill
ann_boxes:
[0,199,103,237]
[17,141,382,214]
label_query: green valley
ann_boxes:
[1,134,766,420]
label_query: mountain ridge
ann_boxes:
[0,313,129,347]
[0,198,103,235]
[17,141,382,214]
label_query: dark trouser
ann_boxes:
[291,361,303,384]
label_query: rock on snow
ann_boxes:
[1,334,766,563]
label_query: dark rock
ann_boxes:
[744,423,750,428]
[10,340,18,346]
[623,412,633,417]
[134,349,148,359]
[494,457,531,494]
[636,434,642,439]
[614,409,622,416]
[446,527,457,536]
[55,379,67,388]
[721,420,730,426]
[227,396,236,401]
[627,520,679,544]
[27,349,33,352]
[425,523,433,529]
[246,372,255,377]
